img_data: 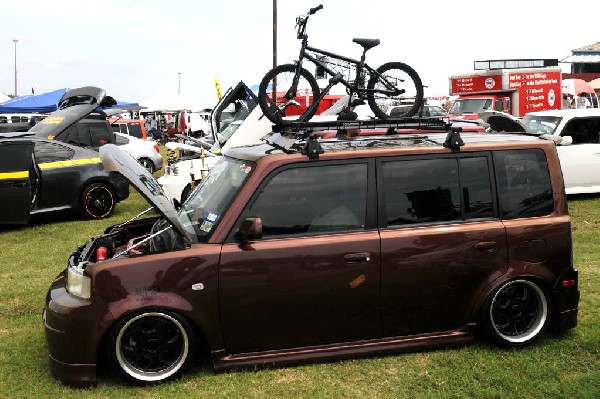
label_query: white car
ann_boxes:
[115,132,163,174]
[482,108,600,194]
[158,81,272,203]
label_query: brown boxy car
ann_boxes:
[43,122,579,386]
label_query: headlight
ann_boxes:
[67,267,91,299]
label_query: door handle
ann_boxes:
[475,241,497,252]
[344,252,371,263]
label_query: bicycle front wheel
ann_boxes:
[367,62,424,119]
[258,64,321,123]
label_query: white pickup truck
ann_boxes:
[482,108,600,194]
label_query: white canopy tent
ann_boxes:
[140,93,203,112]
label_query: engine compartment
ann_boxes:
[70,216,187,266]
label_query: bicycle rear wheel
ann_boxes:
[367,62,424,119]
[258,64,321,124]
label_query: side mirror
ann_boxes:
[559,136,573,146]
[236,217,263,242]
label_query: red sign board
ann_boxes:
[451,75,503,94]
[507,70,562,115]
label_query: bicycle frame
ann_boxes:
[286,33,400,100]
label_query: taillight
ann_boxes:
[153,144,160,153]
[562,279,576,287]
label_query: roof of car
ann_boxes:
[224,130,550,162]
[526,108,600,118]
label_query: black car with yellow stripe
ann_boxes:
[0,133,129,224]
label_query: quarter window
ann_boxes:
[493,149,553,219]
[34,142,74,163]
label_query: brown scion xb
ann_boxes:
[43,118,579,386]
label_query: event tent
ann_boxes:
[0,88,68,113]
[0,88,141,113]
[140,93,203,112]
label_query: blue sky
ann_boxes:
[0,0,593,109]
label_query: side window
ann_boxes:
[459,157,494,219]
[110,123,123,133]
[563,118,600,144]
[127,123,143,138]
[237,163,368,238]
[382,158,461,226]
[34,142,74,163]
[494,149,553,219]
[89,124,112,146]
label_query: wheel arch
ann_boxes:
[98,297,212,368]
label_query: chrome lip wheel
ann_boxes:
[489,280,548,344]
[115,312,189,382]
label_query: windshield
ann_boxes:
[520,115,561,135]
[449,99,492,115]
[178,156,255,243]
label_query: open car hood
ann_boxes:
[480,111,526,133]
[29,86,116,139]
[99,144,191,243]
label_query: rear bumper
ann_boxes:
[551,268,580,331]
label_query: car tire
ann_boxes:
[481,279,550,347]
[106,310,197,385]
[81,182,116,219]
[139,157,155,174]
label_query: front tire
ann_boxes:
[81,182,115,219]
[106,310,197,385]
[481,279,550,347]
[367,62,424,119]
[258,64,321,124]
[139,157,155,174]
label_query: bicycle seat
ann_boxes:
[353,38,380,50]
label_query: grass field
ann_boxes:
[0,186,598,398]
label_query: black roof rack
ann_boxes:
[262,116,468,159]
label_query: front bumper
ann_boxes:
[43,271,112,387]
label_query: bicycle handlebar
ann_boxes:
[297,5,323,39]
[309,4,323,15]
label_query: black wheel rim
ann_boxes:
[140,159,154,173]
[85,186,113,218]
[116,312,189,381]
[490,280,547,343]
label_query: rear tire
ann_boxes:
[106,310,197,385]
[81,182,115,219]
[481,279,550,347]
[258,64,321,124]
[367,62,424,119]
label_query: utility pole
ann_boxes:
[178,72,181,95]
[13,39,18,96]
[272,0,277,103]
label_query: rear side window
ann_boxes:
[381,155,494,226]
[493,149,553,219]
[34,142,74,163]
[127,123,143,138]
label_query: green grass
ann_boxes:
[0,189,599,398]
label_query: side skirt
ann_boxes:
[212,324,476,372]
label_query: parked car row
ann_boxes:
[0,86,163,224]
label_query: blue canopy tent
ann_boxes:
[0,88,141,113]
[0,88,68,113]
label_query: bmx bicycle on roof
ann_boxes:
[257,4,425,124]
